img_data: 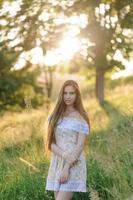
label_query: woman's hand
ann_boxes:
[58,165,69,183]
[58,159,78,184]
[62,151,78,166]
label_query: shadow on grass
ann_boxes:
[102,100,133,139]
[87,100,133,200]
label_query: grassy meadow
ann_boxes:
[0,81,133,200]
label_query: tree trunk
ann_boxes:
[96,68,105,104]
[44,66,53,111]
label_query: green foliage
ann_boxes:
[75,0,133,70]
[0,0,70,111]
[0,0,133,106]
[0,69,44,111]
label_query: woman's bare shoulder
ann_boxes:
[75,111,88,123]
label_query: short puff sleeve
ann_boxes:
[76,119,90,135]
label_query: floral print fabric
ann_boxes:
[45,112,90,192]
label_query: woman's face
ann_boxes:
[63,85,76,106]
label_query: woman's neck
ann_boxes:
[65,107,77,115]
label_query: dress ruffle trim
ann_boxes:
[47,115,90,135]
[45,180,87,192]
[58,118,89,135]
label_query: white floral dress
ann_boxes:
[45,112,90,192]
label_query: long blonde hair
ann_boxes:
[45,80,91,156]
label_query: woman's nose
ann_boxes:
[66,94,70,98]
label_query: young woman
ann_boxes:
[45,80,90,200]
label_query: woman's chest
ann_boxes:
[55,126,78,144]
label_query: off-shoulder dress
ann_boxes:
[45,111,90,192]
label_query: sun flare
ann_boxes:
[43,36,81,66]
[58,37,81,60]
[12,13,87,69]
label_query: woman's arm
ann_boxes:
[51,133,86,159]
[51,133,87,170]
[51,142,64,158]
[50,143,77,169]
[72,134,87,160]
[63,134,87,170]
